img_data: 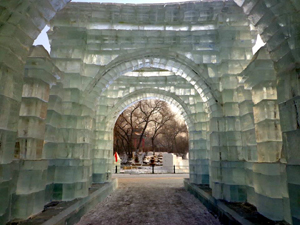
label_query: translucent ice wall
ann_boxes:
[1,0,299,224]
[49,27,94,200]
[237,0,300,222]
[208,3,254,203]
[50,1,245,186]
[240,47,289,221]
[0,1,70,222]
[13,47,61,219]
[48,1,254,204]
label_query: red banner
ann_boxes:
[114,152,118,162]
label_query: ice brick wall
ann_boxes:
[49,26,94,200]
[50,2,251,187]
[241,47,290,222]
[1,0,300,224]
[237,0,300,223]
[48,0,256,209]
[12,47,57,219]
[208,5,254,202]
[44,76,64,203]
[16,47,57,160]
[0,1,70,223]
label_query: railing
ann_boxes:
[115,165,189,174]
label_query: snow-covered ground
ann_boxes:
[120,166,189,174]
[76,174,221,225]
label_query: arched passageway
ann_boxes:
[92,77,210,182]
[0,1,299,224]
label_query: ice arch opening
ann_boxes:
[112,97,190,170]
[93,85,211,183]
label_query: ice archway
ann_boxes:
[83,49,221,115]
[96,90,196,172]
[92,74,211,183]
[0,0,300,224]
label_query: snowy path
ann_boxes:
[76,174,221,225]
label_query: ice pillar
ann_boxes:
[48,27,94,200]
[241,47,290,221]
[12,47,56,219]
[189,101,210,184]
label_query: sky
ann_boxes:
[33,0,266,53]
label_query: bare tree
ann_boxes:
[133,100,167,161]
[113,103,140,160]
[148,101,174,155]
[158,118,188,156]
[113,99,189,162]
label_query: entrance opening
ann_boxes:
[113,99,189,174]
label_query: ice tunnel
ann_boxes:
[0,0,300,224]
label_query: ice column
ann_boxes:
[209,5,254,202]
[243,48,283,161]
[238,0,299,221]
[237,86,257,162]
[13,46,56,219]
[274,13,300,225]
[0,1,70,222]
[49,28,93,200]
[0,59,21,222]
[189,100,210,184]
[16,47,57,159]
[242,47,289,221]
[93,97,113,183]
[213,74,246,202]
[0,4,27,220]
[44,80,64,202]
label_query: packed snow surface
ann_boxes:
[76,174,221,225]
